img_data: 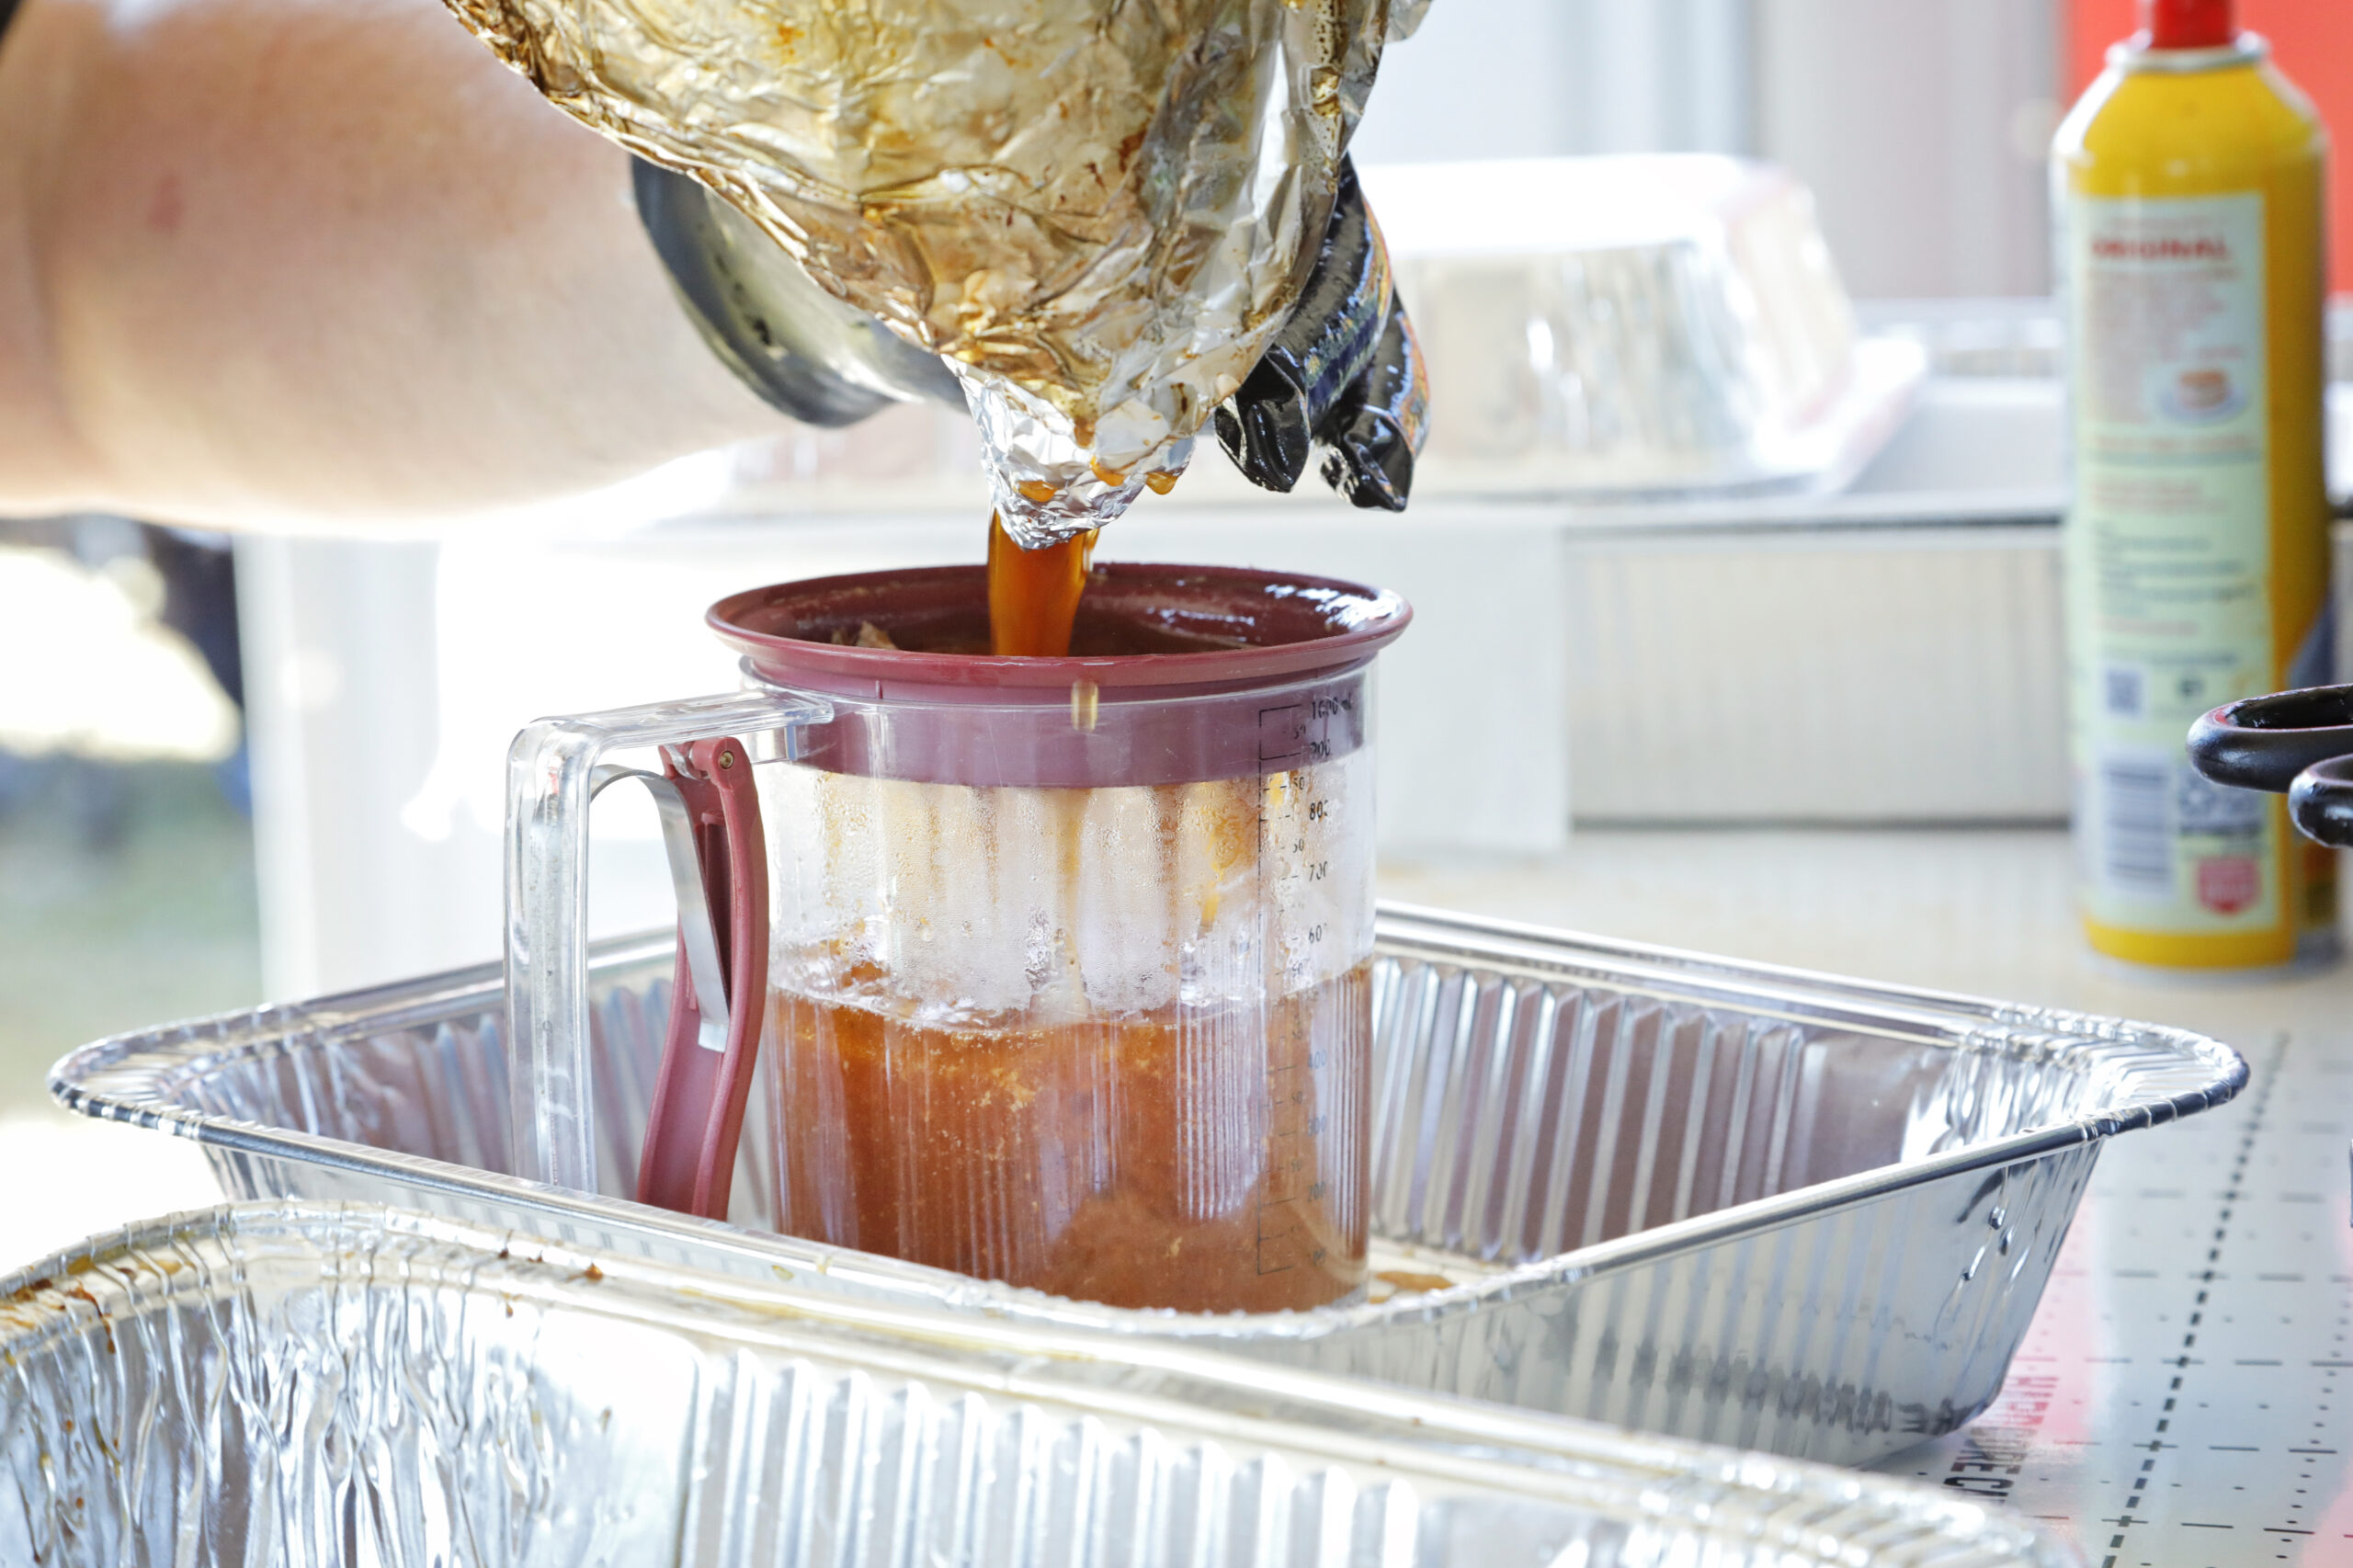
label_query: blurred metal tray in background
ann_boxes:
[50,905,2245,1467]
[0,1201,2074,1568]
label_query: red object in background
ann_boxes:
[2145,0,2233,50]
[2196,856,2261,915]
[2069,0,2350,291]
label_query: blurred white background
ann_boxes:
[1354,0,2059,299]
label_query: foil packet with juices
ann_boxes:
[439,0,1439,1315]
[444,0,1430,544]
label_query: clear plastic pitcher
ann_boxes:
[506,564,1410,1312]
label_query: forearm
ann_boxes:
[0,0,785,527]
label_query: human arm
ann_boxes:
[0,0,790,527]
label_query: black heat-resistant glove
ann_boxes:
[1212,156,1430,511]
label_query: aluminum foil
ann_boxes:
[0,1202,2071,1567]
[443,0,1408,545]
[51,904,2244,1467]
[1359,156,1927,499]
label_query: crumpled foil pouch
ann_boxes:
[442,0,1427,544]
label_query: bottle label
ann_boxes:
[2066,190,2279,934]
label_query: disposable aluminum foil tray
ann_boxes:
[0,1203,2071,1568]
[49,906,2245,1468]
[1358,157,1927,503]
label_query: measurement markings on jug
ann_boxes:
[1256,702,1306,766]
[1250,694,1343,1281]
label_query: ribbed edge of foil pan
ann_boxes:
[44,904,2243,1466]
[1370,906,2249,1233]
[49,904,2245,1318]
[0,1200,2072,1567]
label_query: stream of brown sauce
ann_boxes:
[986,511,1097,656]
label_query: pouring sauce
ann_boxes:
[987,513,1097,657]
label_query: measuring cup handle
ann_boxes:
[636,737,769,1219]
[505,687,826,1197]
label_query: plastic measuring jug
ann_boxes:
[506,563,1411,1312]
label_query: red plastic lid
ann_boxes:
[708,563,1412,788]
[2143,0,2234,49]
[710,564,1410,700]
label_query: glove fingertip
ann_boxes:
[1213,403,1248,468]
[1216,395,1311,494]
[1321,426,1413,512]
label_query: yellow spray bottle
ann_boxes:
[2053,0,2333,969]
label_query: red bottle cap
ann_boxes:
[2143,0,2234,50]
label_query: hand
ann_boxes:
[1212,156,1429,511]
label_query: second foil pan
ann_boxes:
[50,905,2245,1466]
[2,1201,2071,1567]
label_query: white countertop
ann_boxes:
[1384,825,2339,1025]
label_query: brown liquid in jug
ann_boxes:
[759,514,1370,1312]
[769,961,1370,1312]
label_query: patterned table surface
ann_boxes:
[1872,1022,2353,1565]
[1388,828,2353,1567]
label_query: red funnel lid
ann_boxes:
[2143,0,2234,49]
[708,564,1411,788]
[710,563,1410,700]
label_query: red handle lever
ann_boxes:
[635,736,768,1219]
